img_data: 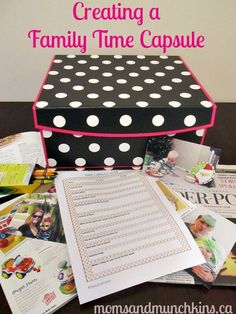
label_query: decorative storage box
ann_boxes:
[33,55,216,169]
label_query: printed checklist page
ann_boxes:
[55,170,204,303]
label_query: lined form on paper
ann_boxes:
[56,170,204,303]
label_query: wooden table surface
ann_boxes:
[0,102,235,314]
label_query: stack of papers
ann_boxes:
[0,133,236,313]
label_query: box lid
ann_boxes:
[33,55,216,137]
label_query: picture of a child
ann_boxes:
[36,216,53,241]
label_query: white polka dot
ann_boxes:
[55,93,67,99]
[75,158,86,166]
[150,93,161,99]
[132,166,142,170]
[132,86,143,91]
[102,60,111,64]
[43,84,54,90]
[43,131,52,138]
[184,115,196,127]
[103,86,114,91]
[60,78,71,83]
[73,85,84,91]
[174,60,183,64]
[115,66,125,71]
[76,72,86,76]
[117,79,127,84]
[90,55,99,59]
[133,157,143,166]
[53,115,66,128]
[77,60,87,64]
[169,101,181,108]
[180,93,192,98]
[49,71,58,75]
[89,143,100,152]
[69,101,82,108]
[150,60,159,65]
[200,101,213,108]
[181,71,191,76]
[136,101,149,108]
[103,101,116,107]
[120,115,132,126]
[160,55,168,59]
[155,72,165,77]
[90,66,99,70]
[104,157,115,166]
[88,79,99,84]
[144,79,155,84]
[165,66,175,70]
[48,158,57,167]
[137,55,145,59]
[36,101,48,108]
[64,65,73,70]
[168,134,176,137]
[152,115,165,126]
[114,55,122,59]
[140,66,150,71]
[58,144,70,153]
[119,93,130,99]
[126,60,136,65]
[73,134,83,138]
[119,143,130,152]
[67,54,76,58]
[87,115,99,127]
[129,72,139,77]
[102,72,113,77]
[161,85,172,91]
[87,93,99,99]
[190,84,200,90]
[196,129,204,137]
[172,78,182,83]
[53,59,62,63]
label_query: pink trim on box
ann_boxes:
[200,129,208,145]
[47,165,141,170]
[39,130,50,168]
[180,56,217,128]
[36,122,214,138]
[32,55,56,127]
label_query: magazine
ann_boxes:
[55,170,204,304]
[0,194,77,314]
[0,193,65,243]
[0,132,45,167]
[0,238,76,314]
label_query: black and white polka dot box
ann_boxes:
[33,55,216,169]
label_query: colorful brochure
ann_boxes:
[0,194,76,314]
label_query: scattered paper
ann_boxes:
[55,170,204,304]
[0,132,45,167]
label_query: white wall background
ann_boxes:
[0,0,235,102]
